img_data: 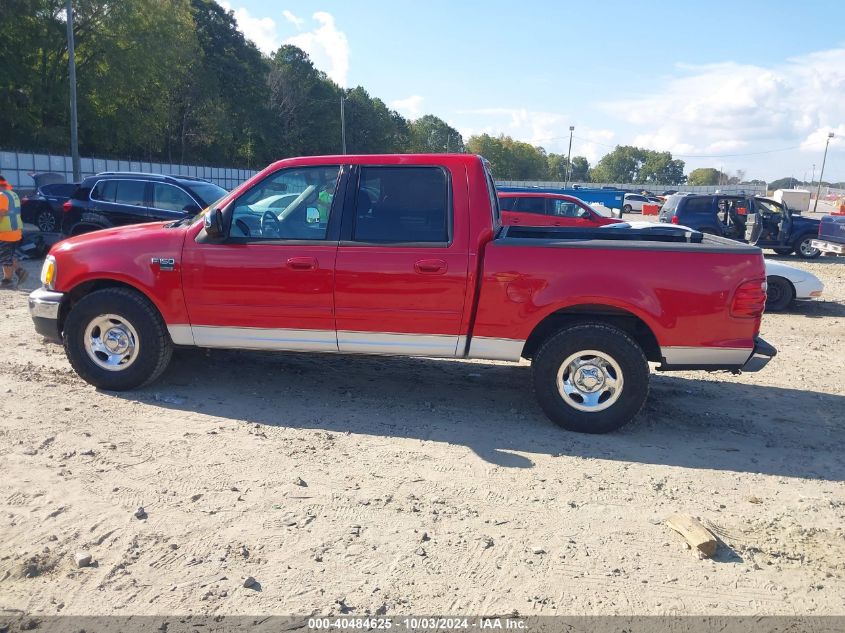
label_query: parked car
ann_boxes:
[764,260,824,311]
[811,215,845,255]
[622,193,654,213]
[659,193,822,259]
[21,182,78,232]
[61,172,228,236]
[498,192,623,227]
[29,154,774,434]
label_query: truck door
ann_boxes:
[180,165,345,351]
[334,164,470,357]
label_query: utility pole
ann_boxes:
[66,0,80,181]
[811,163,816,184]
[813,132,834,213]
[340,94,347,154]
[565,126,574,187]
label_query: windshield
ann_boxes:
[188,182,229,206]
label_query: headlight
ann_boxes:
[40,255,56,290]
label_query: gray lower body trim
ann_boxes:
[167,324,195,346]
[28,288,64,320]
[467,336,524,362]
[337,331,459,357]
[661,345,752,366]
[191,326,338,352]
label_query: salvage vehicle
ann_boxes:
[660,193,821,259]
[811,215,845,255]
[498,192,623,227]
[21,182,77,233]
[61,172,227,236]
[764,260,824,311]
[28,154,775,434]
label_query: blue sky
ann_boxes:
[222,0,845,182]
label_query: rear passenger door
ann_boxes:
[334,165,469,357]
[89,179,151,226]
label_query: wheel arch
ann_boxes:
[58,278,165,337]
[521,304,662,362]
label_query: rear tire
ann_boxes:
[795,235,821,259]
[765,276,794,311]
[63,288,173,391]
[622,204,633,214]
[532,323,649,434]
[36,209,58,232]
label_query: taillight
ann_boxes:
[731,279,767,318]
[62,200,72,213]
[671,216,679,224]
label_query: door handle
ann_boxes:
[287,256,318,271]
[414,259,447,274]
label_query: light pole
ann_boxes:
[813,132,834,213]
[340,94,347,154]
[565,126,574,187]
[811,163,816,184]
[66,0,80,181]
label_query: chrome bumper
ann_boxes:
[740,337,777,373]
[29,287,65,343]
[811,239,844,254]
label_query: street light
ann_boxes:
[340,94,347,154]
[813,132,834,213]
[565,126,574,188]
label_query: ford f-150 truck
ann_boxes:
[28,154,775,433]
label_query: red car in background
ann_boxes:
[498,192,622,227]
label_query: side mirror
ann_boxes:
[182,203,202,214]
[204,208,225,238]
[306,207,320,224]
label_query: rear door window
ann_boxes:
[113,180,146,206]
[512,197,547,215]
[682,197,713,214]
[353,166,450,243]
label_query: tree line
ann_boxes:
[11,0,820,188]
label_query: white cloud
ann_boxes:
[282,10,304,29]
[220,1,279,55]
[390,95,424,119]
[603,48,845,163]
[283,12,350,87]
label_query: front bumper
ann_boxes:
[811,239,844,255]
[740,337,777,372]
[28,287,65,344]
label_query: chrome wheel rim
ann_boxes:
[38,211,56,232]
[799,238,819,257]
[83,314,140,371]
[556,350,623,412]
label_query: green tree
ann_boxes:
[466,134,548,180]
[590,145,685,185]
[409,115,464,153]
[570,156,590,182]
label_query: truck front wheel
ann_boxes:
[63,287,173,391]
[532,323,649,433]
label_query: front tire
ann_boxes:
[773,247,793,256]
[765,276,794,311]
[795,235,821,259]
[63,288,173,390]
[532,323,649,434]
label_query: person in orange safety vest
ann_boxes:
[0,174,28,288]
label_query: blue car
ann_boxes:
[658,193,821,259]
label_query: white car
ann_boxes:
[622,193,660,213]
[764,259,824,311]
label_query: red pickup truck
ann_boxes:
[499,192,622,227]
[28,154,775,433]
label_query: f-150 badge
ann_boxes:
[151,257,176,271]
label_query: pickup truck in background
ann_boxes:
[498,192,623,227]
[28,154,775,434]
[811,215,845,255]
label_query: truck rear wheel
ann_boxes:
[63,287,173,391]
[532,323,649,433]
